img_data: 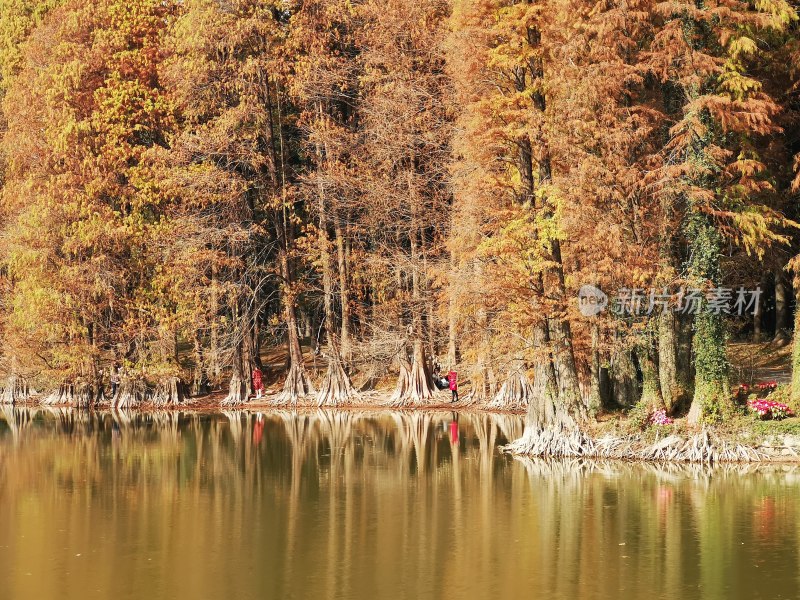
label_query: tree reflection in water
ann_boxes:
[0,407,799,600]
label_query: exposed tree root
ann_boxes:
[43,382,100,408]
[317,357,358,407]
[505,426,767,463]
[221,374,249,406]
[152,377,187,407]
[42,383,77,407]
[487,369,533,411]
[504,423,597,458]
[388,360,412,406]
[635,430,764,463]
[275,363,315,406]
[74,383,102,408]
[112,379,150,409]
[1,375,32,405]
[388,354,436,408]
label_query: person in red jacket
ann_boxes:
[252,366,263,399]
[448,370,458,403]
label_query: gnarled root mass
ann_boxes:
[221,374,249,406]
[504,423,597,458]
[487,370,533,411]
[76,384,103,408]
[317,358,358,407]
[42,382,101,408]
[506,427,766,464]
[152,377,187,407]
[274,363,315,406]
[42,383,76,406]
[1,375,32,405]
[635,430,764,463]
[112,379,150,409]
[389,358,436,407]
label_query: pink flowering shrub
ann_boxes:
[755,381,778,393]
[650,409,674,426]
[735,381,778,396]
[748,397,793,420]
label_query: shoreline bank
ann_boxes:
[6,394,800,465]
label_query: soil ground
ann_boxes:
[728,339,793,386]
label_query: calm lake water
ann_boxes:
[0,407,799,600]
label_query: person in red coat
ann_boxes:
[448,370,458,403]
[252,366,263,399]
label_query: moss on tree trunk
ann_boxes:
[686,214,731,424]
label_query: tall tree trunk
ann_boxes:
[791,275,800,404]
[490,359,533,410]
[1,355,30,405]
[265,75,313,404]
[447,254,458,368]
[192,331,208,396]
[318,168,335,346]
[222,296,251,406]
[686,215,730,425]
[506,318,592,457]
[315,147,356,407]
[548,238,584,417]
[530,23,582,419]
[753,273,765,342]
[153,327,185,406]
[636,341,664,411]
[658,310,681,412]
[473,303,496,403]
[210,262,221,384]
[251,316,263,371]
[277,245,315,404]
[391,338,435,405]
[588,324,602,416]
[77,322,101,408]
[612,347,638,408]
[391,173,435,405]
[334,217,351,365]
[775,268,791,344]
